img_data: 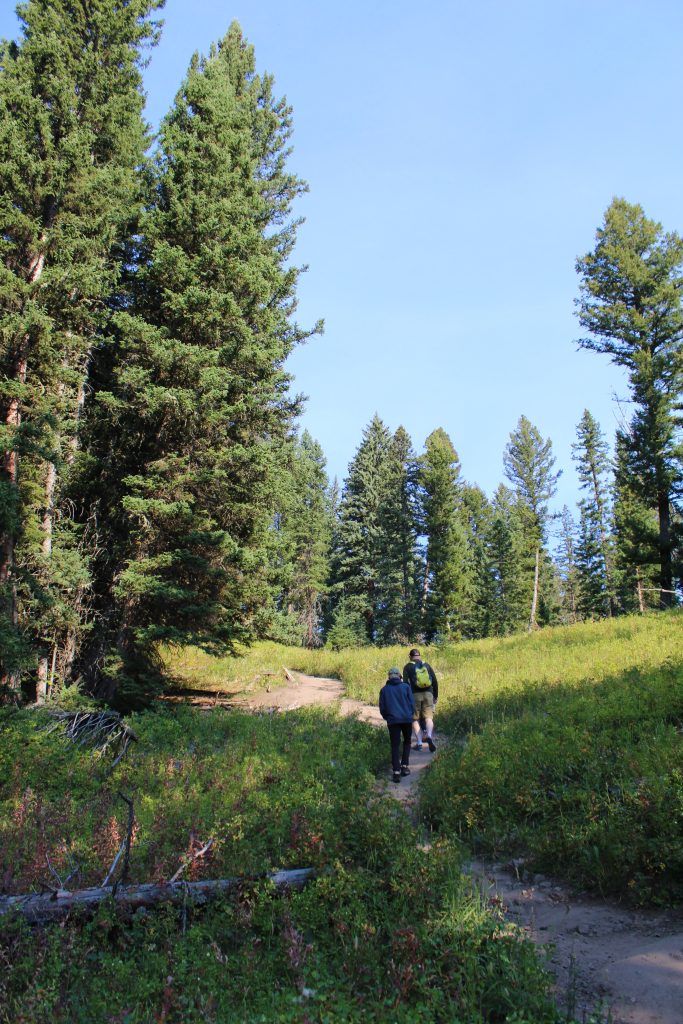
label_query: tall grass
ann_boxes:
[164,611,683,904]
[165,610,683,714]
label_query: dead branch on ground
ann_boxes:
[1,868,317,925]
[42,710,137,767]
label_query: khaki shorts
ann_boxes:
[412,690,434,720]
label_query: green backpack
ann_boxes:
[414,665,431,689]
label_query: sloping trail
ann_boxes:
[173,669,683,1024]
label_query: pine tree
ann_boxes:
[460,483,495,638]
[327,416,391,643]
[576,198,683,608]
[503,416,560,630]
[0,0,163,695]
[486,484,530,635]
[419,428,472,642]
[571,410,615,615]
[74,23,319,704]
[556,505,580,623]
[374,426,420,644]
[266,431,332,647]
[612,432,660,612]
[575,502,608,618]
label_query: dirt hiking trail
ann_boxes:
[178,669,683,1024]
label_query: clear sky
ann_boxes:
[3,1,683,520]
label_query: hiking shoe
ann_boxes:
[400,766,410,776]
[414,743,423,751]
[427,737,436,752]
[392,771,401,784]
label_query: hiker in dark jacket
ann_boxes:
[402,647,438,752]
[379,667,415,784]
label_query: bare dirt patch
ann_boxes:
[470,860,683,1024]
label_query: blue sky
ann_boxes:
[3,1,683,520]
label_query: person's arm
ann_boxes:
[379,688,387,719]
[428,664,438,703]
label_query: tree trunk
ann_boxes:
[528,546,540,632]
[34,459,59,701]
[635,567,645,614]
[420,561,429,620]
[657,489,673,609]
[0,868,316,925]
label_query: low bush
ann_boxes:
[0,706,565,1023]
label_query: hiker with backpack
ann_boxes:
[402,647,438,752]
[379,667,415,784]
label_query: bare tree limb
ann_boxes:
[1,868,317,924]
[169,838,214,884]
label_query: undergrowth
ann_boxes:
[0,705,566,1023]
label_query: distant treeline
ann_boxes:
[1,3,681,707]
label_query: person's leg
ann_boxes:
[388,724,402,775]
[400,722,411,773]
[424,694,436,751]
[412,694,423,748]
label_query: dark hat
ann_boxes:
[409,648,420,658]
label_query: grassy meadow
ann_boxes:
[2,610,681,1021]
[166,611,683,903]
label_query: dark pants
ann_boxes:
[387,722,412,772]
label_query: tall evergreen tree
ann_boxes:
[486,484,530,635]
[612,432,660,612]
[74,24,319,704]
[374,426,420,644]
[327,415,391,643]
[503,416,560,630]
[0,0,163,695]
[571,410,614,615]
[265,431,332,647]
[575,502,609,618]
[576,198,683,608]
[556,505,580,623]
[419,428,472,642]
[460,483,495,639]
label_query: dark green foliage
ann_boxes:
[73,25,319,704]
[419,429,473,642]
[571,410,615,617]
[0,0,164,690]
[374,426,421,644]
[459,483,496,638]
[612,433,661,612]
[263,431,333,646]
[576,198,683,608]
[327,415,393,643]
[556,505,580,623]
[484,485,530,635]
[503,416,560,629]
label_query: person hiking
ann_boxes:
[379,667,415,784]
[402,648,438,752]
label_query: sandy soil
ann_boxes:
[176,669,683,1024]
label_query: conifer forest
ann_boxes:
[1,1,682,711]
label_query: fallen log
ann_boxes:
[0,867,316,925]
